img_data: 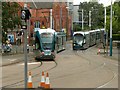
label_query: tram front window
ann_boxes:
[74,34,84,46]
[41,33,53,50]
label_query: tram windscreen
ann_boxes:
[41,33,53,50]
[73,34,84,46]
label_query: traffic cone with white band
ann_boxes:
[27,71,33,88]
[97,48,101,54]
[39,71,45,88]
[45,72,50,89]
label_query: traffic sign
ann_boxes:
[21,20,27,29]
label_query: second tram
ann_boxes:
[72,29,105,50]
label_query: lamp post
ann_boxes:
[66,6,69,40]
[82,9,84,30]
[104,6,109,55]
[69,2,73,39]
[89,10,91,30]
[60,5,62,32]
[110,0,112,56]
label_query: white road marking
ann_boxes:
[10,59,17,62]
[19,62,41,65]
[97,72,117,88]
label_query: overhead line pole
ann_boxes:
[110,0,112,56]
[60,5,62,31]
[89,10,91,30]
[104,6,108,55]
[82,9,84,30]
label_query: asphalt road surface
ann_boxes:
[1,41,119,89]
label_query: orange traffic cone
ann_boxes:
[27,71,33,88]
[97,48,101,55]
[39,71,45,87]
[45,72,50,89]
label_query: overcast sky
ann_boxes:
[73,0,115,7]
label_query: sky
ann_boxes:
[73,0,116,7]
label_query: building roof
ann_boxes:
[29,2,53,9]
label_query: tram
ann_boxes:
[72,29,105,50]
[73,31,89,50]
[34,27,66,60]
[34,28,56,60]
[56,31,66,53]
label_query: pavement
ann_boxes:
[0,45,35,67]
[94,46,119,61]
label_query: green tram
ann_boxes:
[34,28,66,60]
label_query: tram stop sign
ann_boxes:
[21,9,31,29]
[21,20,27,29]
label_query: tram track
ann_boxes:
[2,59,42,87]
[3,59,58,88]
[2,58,42,79]
[73,50,91,65]
[95,68,117,89]
[82,47,118,89]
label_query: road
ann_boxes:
[1,41,119,89]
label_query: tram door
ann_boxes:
[34,21,40,29]
[33,21,41,52]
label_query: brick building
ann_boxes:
[18,2,72,44]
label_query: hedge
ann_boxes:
[113,34,120,40]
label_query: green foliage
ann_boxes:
[106,2,120,35]
[112,34,120,40]
[73,24,81,31]
[2,31,7,43]
[78,2,104,30]
[2,2,21,43]
[2,2,21,32]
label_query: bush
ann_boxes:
[113,34,120,40]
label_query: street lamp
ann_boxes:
[89,10,91,30]
[60,4,62,32]
[82,9,84,30]
[110,0,112,56]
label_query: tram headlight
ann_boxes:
[41,52,44,55]
[74,44,76,46]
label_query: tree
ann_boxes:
[2,2,21,43]
[2,2,21,32]
[78,1,104,30]
[106,1,120,35]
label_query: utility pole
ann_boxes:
[89,11,91,30]
[50,9,53,29]
[104,7,106,34]
[21,3,31,88]
[104,6,108,55]
[110,0,112,56]
[82,9,84,30]
[60,5,62,31]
